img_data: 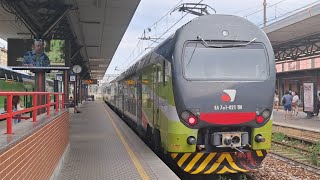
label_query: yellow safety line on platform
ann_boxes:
[104,105,150,180]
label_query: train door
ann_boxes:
[153,64,160,129]
[152,63,163,151]
[121,82,125,113]
[136,75,145,135]
[116,82,119,109]
[137,75,142,126]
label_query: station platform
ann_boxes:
[272,109,320,132]
[56,101,179,180]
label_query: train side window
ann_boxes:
[18,74,23,82]
[0,69,6,80]
[164,60,171,86]
[12,73,18,82]
[163,61,166,86]
[5,70,13,80]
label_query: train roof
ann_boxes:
[112,34,175,83]
[113,14,273,82]
[0,65,31,76]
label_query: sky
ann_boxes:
[104,0,320,81]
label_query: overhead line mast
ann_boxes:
[264,0,267,29]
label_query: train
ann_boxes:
[104,14,276,175]
[0,66,54,114]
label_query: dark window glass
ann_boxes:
[183,42,269,81]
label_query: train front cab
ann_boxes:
[164,16,275,174]
[132,56,274,175]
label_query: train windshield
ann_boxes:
[183,42,269,81]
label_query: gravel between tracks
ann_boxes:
[249,155,320,180]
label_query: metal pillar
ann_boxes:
[263,0,267,29]
[314,71,318,116]
[74,75,78,106]
[34,71,46,114]
[63,70,69,107]
[78,76,82,104]
[54,79,59,110]
[79,78,81,104]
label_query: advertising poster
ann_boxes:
[8,39,66,68]
[303,83,314,112]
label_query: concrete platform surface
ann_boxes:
[56,101,179,180]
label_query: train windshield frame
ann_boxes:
[182,41,269,81]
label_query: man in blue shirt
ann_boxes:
[22,39,50,67]
[282,91,293,120]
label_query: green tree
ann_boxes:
[46,40,65,65]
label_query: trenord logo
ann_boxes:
[221,89,237,102]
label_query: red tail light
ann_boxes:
[187,116,197,125]
[180,110,198,126]
[256,115,264,123]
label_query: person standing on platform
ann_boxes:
[315,93,320,116]
[69,97,81,113]
[274,91,279,111]
[22,39,50,67]
[12,96,23,124]
[291,91,300,116]
[282,91,293,120]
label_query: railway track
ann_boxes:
[272,123,320,144]
[269,152,320,176]
[270,140,320,176]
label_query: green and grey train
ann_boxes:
[0,66,54,114]
[104,14,275,175]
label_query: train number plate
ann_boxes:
[214,105,243,111]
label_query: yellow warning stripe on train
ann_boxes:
[170,151,269,174]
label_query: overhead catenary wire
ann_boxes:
[256,0,320,27]
[232,4,261,15]
[244,0,288,17]
[123,13,189,70]
[115,0,186,71]
[121,0,204,71]
[147,0,185,30]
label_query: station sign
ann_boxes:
[126,80,135,85]
[142,79,149,84]
[83,79,97,85]
[125,79,148,85]
[70,75,76,82]
[56,74,63,81]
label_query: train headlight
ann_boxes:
[180,111,190,120]
[262,109,271,119]
[255,134,266,143]
[187,136,197,145]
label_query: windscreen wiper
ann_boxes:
[197,36,257,48]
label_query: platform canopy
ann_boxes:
[265,4,320,62]
[0,0,140,79]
